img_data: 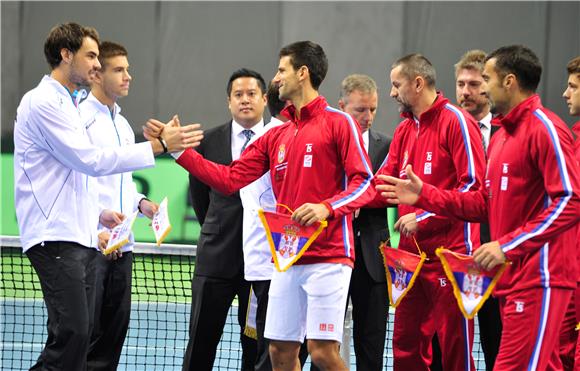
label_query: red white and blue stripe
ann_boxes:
[501,109,574,253]
[325,106,374,210]
[325,106,374,258]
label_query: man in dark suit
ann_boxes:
[338,74,391,371]
[183,68,267,371]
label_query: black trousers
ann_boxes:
[252,280,273,371]
[349,244,389,371]
[251,280,310,371]
[182,273,257,371]
[478,296,502,371]
[87,252,133,371]
[26,242,98,371]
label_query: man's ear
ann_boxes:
[414,75,425,93]
[60,48,73,65]
[92,70,103,85]
[503,73,516,91]
[298,65,309,83]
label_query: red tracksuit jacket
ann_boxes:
[176,96,375,266]
[574,122,580,284]
[417,95,580,296]
[375,93,486,257]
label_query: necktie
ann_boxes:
[479,122,487,153]
[241,129,255,154]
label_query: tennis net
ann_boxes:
[1,236,486,370]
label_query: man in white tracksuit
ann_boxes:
[13,23,199,370]
[80,40,160,371]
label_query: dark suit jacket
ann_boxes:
[189,121,244,279]
[480,124,500,244]
[352,129,391,283]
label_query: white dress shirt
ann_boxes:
[479,112,493,151]
[231,119,264,161]
[362,130,370,154]
[239,117,285,280]
[81,93,146,252]
[13,75,155,251]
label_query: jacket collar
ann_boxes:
[42,75,88,108]
[498,94,542,129]
[401,92,449,123]
[84,92,121,118]
[282,95,328,122]
[571,121,580,139]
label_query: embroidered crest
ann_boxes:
[380,242,426,307]
[277,144,286,164]
[258,209,327,272]
[437,248,508,319]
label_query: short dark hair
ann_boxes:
[567,56,580,75]
[266,81,285,117]
[279,41,328,90]
[98,41,128,71]
[486,45,542,92]
[392,53,436,87]
[226,68,266,97]
[44,22,100,69]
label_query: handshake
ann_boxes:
[144,115,204,155]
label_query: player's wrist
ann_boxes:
[321,201,334,219]
[138,198,151,214]
[157,137,168,153]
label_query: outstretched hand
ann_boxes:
[162,123,204,152]
[376,165,423,205]
[145,114,204,153]
[143,115,174,140]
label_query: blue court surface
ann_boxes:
[1,299,486,370]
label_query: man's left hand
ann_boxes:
[473,241,506,270]
[97,231,122,260]
[292,203,329,226]
[394,213,419,237]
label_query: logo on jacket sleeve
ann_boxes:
[277,144,286,163]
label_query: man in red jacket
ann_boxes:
[147,41,374,371]
[378,45,580,371]
[562,55,580,370]
[373,54,486,370]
